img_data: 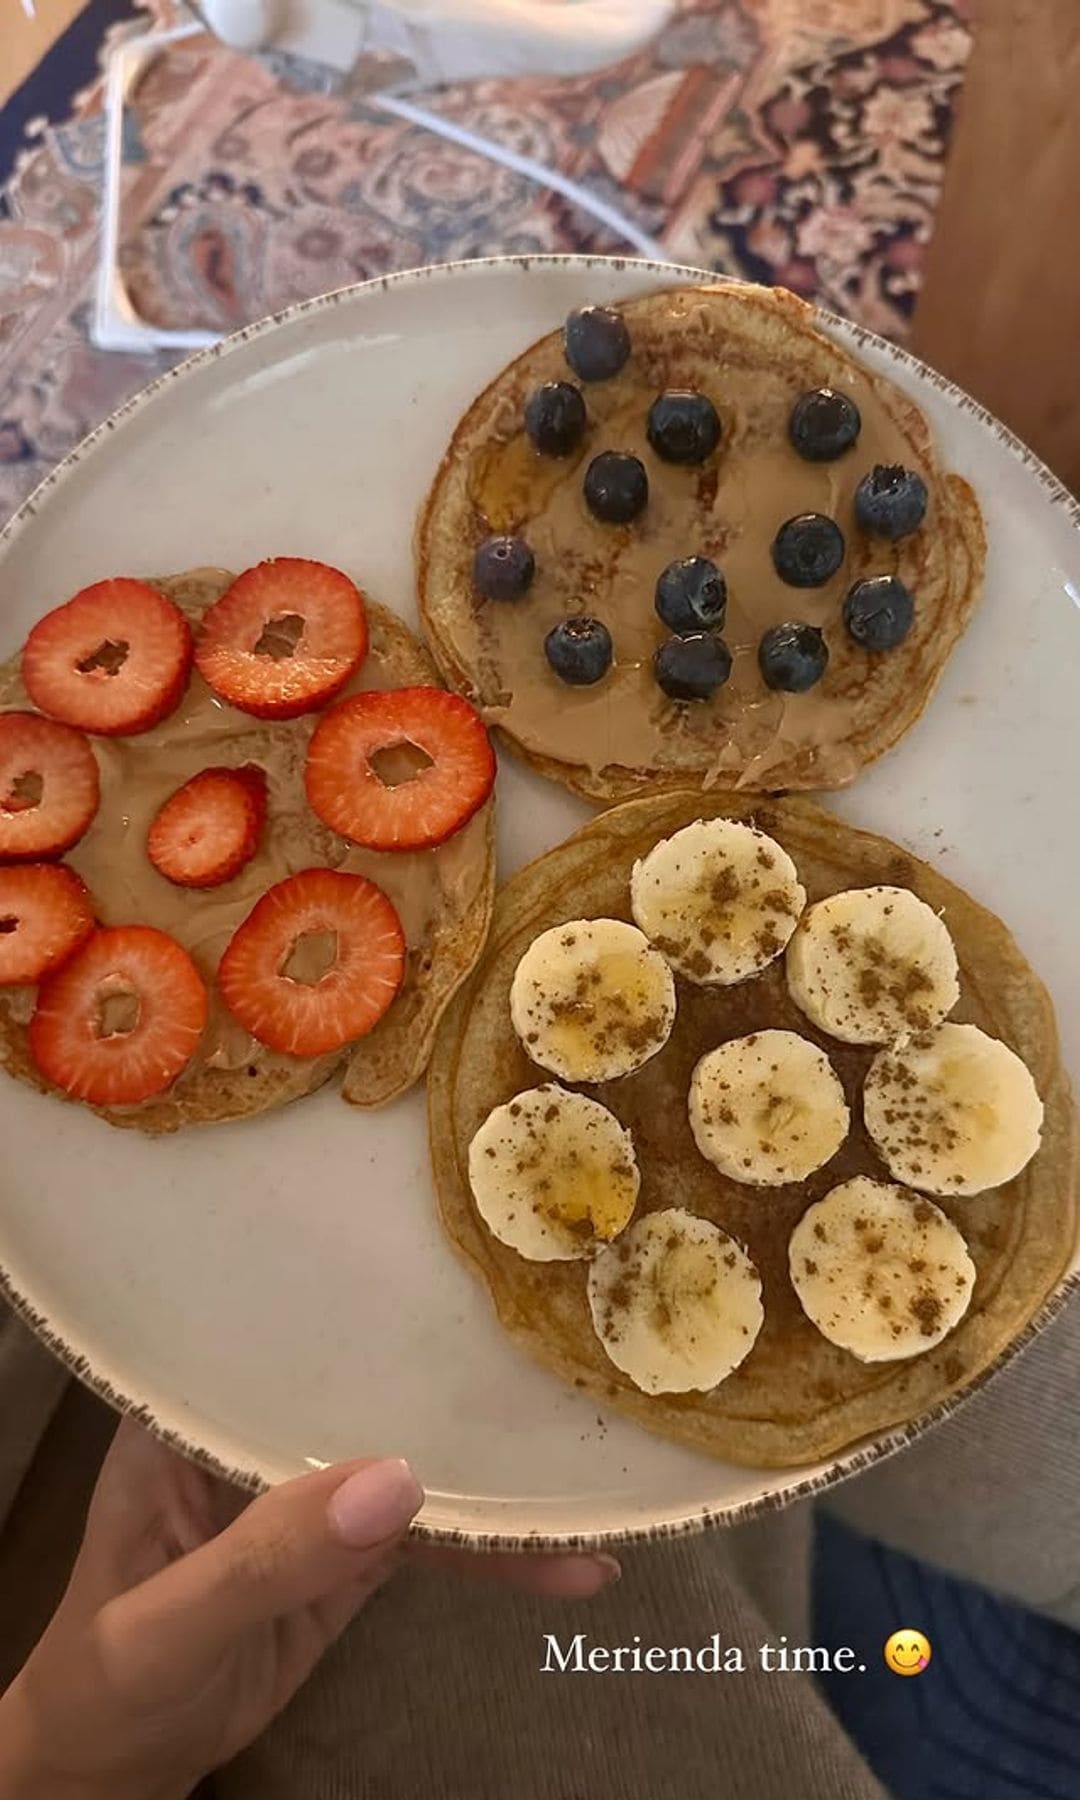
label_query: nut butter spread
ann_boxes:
[418,285,985,797]
[3,570,488,1077]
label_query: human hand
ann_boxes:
[0,1418,617,1800]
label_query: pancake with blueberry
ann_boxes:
[417,282,985,802]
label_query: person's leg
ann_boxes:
[218,1529,887,1800]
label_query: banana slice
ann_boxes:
[588,1207,763,1394]
[689,1030,849,1185]
[789,1176,976,1361]
[468,1084,639,1261]
[630,818,806,985]
[863,1021,1043,1197]
[786,886,959,1046]
[510,918,676,1083]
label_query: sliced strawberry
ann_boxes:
[194,558,368,720]
[218,868,405,1057]
[305,687,495,851]
[148,764,267,889]
[0,864,96,985]
[0,712,100,861]
[28,925,208,1107]
[22,578,193,735]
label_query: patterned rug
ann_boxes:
[0,0,971,527]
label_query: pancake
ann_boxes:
[418,283,986,802]
[428,793,1077,1467]
[0,570,495,1133]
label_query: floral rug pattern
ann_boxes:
[0,0,971,528]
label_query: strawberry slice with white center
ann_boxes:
[29,925,208,1106]
[148,765,267,889]
[0,864,96,985]
[195,559,368,719]
[305,687,495,851]
[0,712,100,860]
[218,868,405,1057]
[22,578,193,735]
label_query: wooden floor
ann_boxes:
[0,0,89,107]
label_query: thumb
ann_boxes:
[105,1458,422,1686]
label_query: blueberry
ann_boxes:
[472,535,535,601]
[855,464,928,539]
[646,391,721,465]
[583,451,648,524]
[545,616,613,686]
[771,513,845,587]
[788,388,861,462]
[563,306,631,382]
[654,633,732,702]
[654,557,727,636]
[843,575,915,651]
[758,623,829,692]
[524,382,586,457]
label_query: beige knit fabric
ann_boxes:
[220,1523,887,1800]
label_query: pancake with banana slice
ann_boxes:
[417,282,986,802]
[0,569,495,1133]
[427,792,1076,1466]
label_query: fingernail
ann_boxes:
[328,1459,424,1548]
[597,1554,622,1585]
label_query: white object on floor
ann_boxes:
[196,0,674,83]
[94,6,672,353]
[93,23,220,352]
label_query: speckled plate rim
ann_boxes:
[0,254,1077,1550]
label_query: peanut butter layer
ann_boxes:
[418,284,986,801]
[0,570,491,1100]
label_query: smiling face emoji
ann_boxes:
[884,1629,932,1676]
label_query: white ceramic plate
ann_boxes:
[1,258,1077,1548]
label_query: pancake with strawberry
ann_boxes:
[418,282,986,801]
[0,562,496,1133]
